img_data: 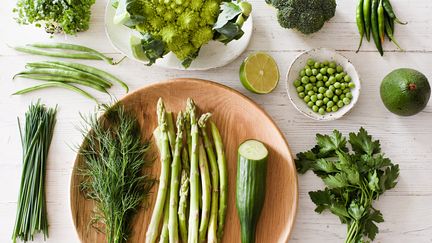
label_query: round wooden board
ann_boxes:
[70,78,298,243]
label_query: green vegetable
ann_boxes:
[198,142,211,243]
[210,121,228,240]
[116,0,251,67]
[382,0,407,25]
[146,99,172,243]
[236,140,268,243]
[12,101,57,243]
[79,104,155,243]
[14,0,95,35]
[178,170,190,243]
[378,0,385,43]
[13,46,101,60]
[356,0,365,52]
[371,0,384,56]
[296,128,399,243]
[384,17,402,50]
[363,0,372,41]
[268,0,337,34]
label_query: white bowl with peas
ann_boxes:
[286,48,361,121]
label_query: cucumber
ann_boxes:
[130,35,148,61]
[236,140,268,243]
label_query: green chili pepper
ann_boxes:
[371,0,384,56]
[378,0,385,43]
[356,0,365,52]
[382,0,407,25]
[385,17,403,50]
[363,0,372,41]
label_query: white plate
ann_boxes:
[104,2,253,70]
[286,48,361,121]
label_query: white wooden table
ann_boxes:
[1,0,431,242]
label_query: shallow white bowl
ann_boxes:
[286,48,361,121]
[104,2,253,70]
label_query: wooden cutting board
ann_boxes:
[70,78,298,243]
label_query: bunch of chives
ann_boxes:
[12,101,57,243]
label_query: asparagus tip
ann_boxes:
[198,113,212,128]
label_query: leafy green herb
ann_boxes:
[79,104,155,243]
[14,0,95,35]
[12,101,57,243]
[296,128,399,243]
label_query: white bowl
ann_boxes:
[286,48,361,121]
[104,2,253,70]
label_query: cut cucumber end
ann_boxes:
[113,0,131,25]
[238,140,268,161]
[130,35,148,61]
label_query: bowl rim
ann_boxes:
[285,48,362,121]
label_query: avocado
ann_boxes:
[380,68,431,116]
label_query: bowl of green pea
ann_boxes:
[286,48,361,121]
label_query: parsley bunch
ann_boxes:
[296,128,399,243]
[14,0,95,35]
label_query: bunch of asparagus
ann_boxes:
[146,98,228,243]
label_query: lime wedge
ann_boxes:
[130,35,148,61]
[239,52,279,94]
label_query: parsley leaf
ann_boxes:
[316,130,347,154]
[349,127,381,156]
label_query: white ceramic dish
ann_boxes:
[104,2,253,70]
[286,48,361,121]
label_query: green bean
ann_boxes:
[15,74,108,93]
[371,0,384,56]
[356,0,365,52]
[13,46,101,60]
[385,17,403,50]
[363,0,372,41]
[382,0,407,25]
[13,82,98,103]
[29,43,114,64]
[46,61,128,92]
[378,0,385,43]
[25,62,112,88]
[16,68,112,88]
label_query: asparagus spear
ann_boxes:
[184,110,192,159]
[146,98,172,243]
[178,170,190,243]
[210,121,228,240]
[168,112,184,243]
[159,199,170,243]
[166,111,176,151]
[187,98,200,243]
[198,141,211,243]
[198,114,219,243]
[182,146,190,174]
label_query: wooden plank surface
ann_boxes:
[1,0,432,242]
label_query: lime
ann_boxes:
[239,52,279,94]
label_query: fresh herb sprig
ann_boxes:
[12,101,57,243]
[296,128,399,243]
[79,104,155,243]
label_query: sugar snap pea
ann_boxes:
[363,0,372,41]
[356,0,365,52]
[371,0,384,56]
[13,46,101,60]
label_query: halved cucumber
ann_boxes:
[236,140,268,243]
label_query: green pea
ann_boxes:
[334,82,341,89]
[341,72,347,77]
[346,92,353,99]
[299,92,306,98]
[327,68,335,75]
[312,69,319,76]
[333,96,339,102]
[344,75,351,82]
[329,76,336,84]
[294,80,301,87]
[326,107,332,112]
[304,95,311,102]
[337,100,344,108]
[327,101,334,108]
[300,70,306,77]
[311,95,318,102]
[306,69,312,76]
[313,87,318,92]
[343,97,351,105]
[308,90,315,96]
[336,65,343,73]
[325,90,334,98]
[305,83,313,91]
[343,89,350,94]
[323,76,329,82]
[314,62,320,69]
[323,97,330,104]
[320,63,325,68]
[312,105,319,112]
[340,83,346,90]
[340,94,345,99]
[307,59,315,66]
[329,85,335,92]
[336,73,343,81]
[316,73,323,80]
[319,108,325,115]
[323,60,329,66]
[316,81,324,87]
[308,101,314,107]
[325,81,331,87]
[297,86,304,92]
[316,100,324,106]
[320,68,327,75]
[301,76,309,84]
[318,87,326,93]
[305,65,311,70]
[335,89,342,95]
[310,76,317,83]
[332,106,339,112]
[317,94,324,100]
[329,62,336,69]
[348,82,355,88]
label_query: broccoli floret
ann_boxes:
[271,0,336,34]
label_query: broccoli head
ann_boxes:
[270,0,336,34]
